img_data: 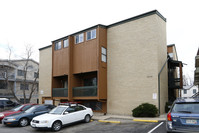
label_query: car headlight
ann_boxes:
[40,120,48,123]
[7,118,16,121]
[0,113,4,117]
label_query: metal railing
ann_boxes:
[73,86,97,97]
[52,88,68,97]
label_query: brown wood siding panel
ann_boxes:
[167,46,173,53]
[53,47,69,76]
[73,33,98,74]
[98,27,107,100]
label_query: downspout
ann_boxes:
[158,57,169,115]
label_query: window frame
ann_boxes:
[86,29,96,40]
[101,47,107,63]
[17,70,25,76]
[54,41,62,50]
[75,33,84,44]
[63,39,69,48]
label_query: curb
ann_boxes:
[98,120,121,124]
[133,119,158,123]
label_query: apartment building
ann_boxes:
[195,48,199,85]
[0,59,39,103]
[39,10,169,115]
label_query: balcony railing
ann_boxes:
[52,88,68,97]
[73,86,97,97]
[0,74,15,80]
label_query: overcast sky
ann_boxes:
[0,0,198,82]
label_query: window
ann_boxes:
[193,89,197,94]
[34,72,39,78]
[0,82,7,89]
[18,70,25,76]
[20,83,29,90]
[63,39,69,48]
[55,41,62,50]
[75,33,84,44]
[101,47,107,62]
[20,98,29,103]
[184,89,187,94]
[84,77,97,86]
[87,29,96,40]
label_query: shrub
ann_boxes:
[132,103,158,117]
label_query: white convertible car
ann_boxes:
[30,103,93,131]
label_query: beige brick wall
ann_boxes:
[39,46,52,104]
[107,14,167,115]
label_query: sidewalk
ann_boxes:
[92,112,166,122]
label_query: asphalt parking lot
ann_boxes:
[0,119,167,133]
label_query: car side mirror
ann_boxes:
[63,112,69,115]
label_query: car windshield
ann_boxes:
[172,102,199,113]
[49,106,67,115]
[10,105,24,111]
[24,106,37,113]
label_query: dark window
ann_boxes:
[6,100,13,105]
[20,98,29,103]
[75,106,85,111]
[84,77,97,86]
[193,89,197,94]
[17,70,25,76]
[0,82,7,89]
[20,84,29,90]
[184,90,187,94]
[55,41,62,50]
[66,107,76,113]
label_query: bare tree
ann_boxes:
[0,44,39,104]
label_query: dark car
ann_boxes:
[0,103,37,122]
[166,97,199,133]
[0,98,18,109]
[2,104,55,127]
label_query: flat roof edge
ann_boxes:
[108,10,166,28]
[39,45,52,51]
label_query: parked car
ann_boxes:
[166,97,199,133]
[0,98,18,109]
[0,103,37,123]
[2,104,55,127]
[31,103,93,131]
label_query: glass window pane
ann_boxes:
[87,31,91,40]
[101,47,106,55]
[75,35,79,44]
[91,29,96,39]
[102,55,106,62]
[79,33,84,43]
[64,39,69,47]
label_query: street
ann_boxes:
[0,120,167,133]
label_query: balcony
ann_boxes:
[73,86,97,97]
[52,88,68,97]
[168,78,181,89]
[0,73,15,80]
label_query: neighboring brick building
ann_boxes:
[0,59,39,103]
[39,10,180,115]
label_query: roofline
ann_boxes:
[108,10,166,28]
[11,59,39,65]
[39,45,52,51]
[197,48,199,55]
[52,24,106,43]
[39,10,166,50]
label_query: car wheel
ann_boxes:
[19,118,29,127]
[52,121,62,132]
[84,114,91,123]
